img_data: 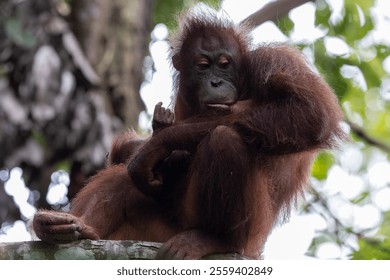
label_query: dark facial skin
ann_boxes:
[177,30,242,113]
[194,47,238,109]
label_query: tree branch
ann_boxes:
[0,240,247,260]
[347,120,390,154]
[240,0,314,29]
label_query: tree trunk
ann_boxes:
[70,0,152,128]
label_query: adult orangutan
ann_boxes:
[33,11,345,259]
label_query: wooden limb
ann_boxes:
[0,240,247,260]
[240,0,314,29]
[347,120,390,154]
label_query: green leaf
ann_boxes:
[350,191,370,204]
[311,152,335,180]
[352,238,390,260]
[375,45,390,60]
[315,0,331,29]
[341,81,366,117]
[313,40,348,99]
[153,0,222,30]
[5,18,36,48]
[345,0,375,12]
[352,211,390,259]
[54,161,71,173]
[327,1,375,44]
[275,16,294,36]
[367,111,390,144]
[360,59,385,89]
[32,130,48,149]
[379,211,390,237]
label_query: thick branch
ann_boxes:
[240,0,314,28]
[0,240,247,260]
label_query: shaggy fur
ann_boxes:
[33,10,344,259]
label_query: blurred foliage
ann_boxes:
[153,0,221,30]
[4,18,36,48]
[311,152,335,180]
[318,1,390,146]
[275,16,295,37]
[308,0,390,259]
[2,0,390,260]
[353,212,390,259]
[272,0,390,259]
[353,238,390,259]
